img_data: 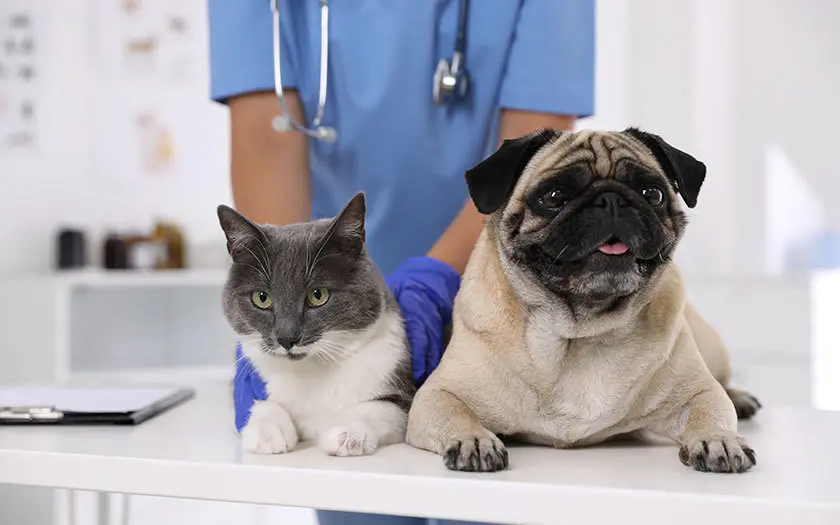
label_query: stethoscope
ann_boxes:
[270,0,471,143]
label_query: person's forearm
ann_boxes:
[228,90,311,225]
[426,110,576,274]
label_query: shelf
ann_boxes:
[52,268,228,289]
[68,365,234,387]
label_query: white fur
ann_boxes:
[240,311,408,456]
[241,400,298,454]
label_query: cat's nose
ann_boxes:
[275,336,301,350]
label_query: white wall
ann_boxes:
[0,0,231,274]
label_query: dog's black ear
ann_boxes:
[624,127,706,209]
[465,129,559,214]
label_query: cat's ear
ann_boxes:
[333,192,366,241]
[216,205,268,257]
[322,192,366,257]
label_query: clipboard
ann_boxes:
[0,385,195,425]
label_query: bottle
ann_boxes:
[103,234,129,270]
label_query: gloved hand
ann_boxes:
[232,255,461,432]
[384,256,461,386]
[233,343,267,432]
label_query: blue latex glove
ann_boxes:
[232,255,461,432]
[384,256,461,387]
[233,343,267,432]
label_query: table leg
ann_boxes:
[96,492,109,525]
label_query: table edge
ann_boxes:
[0,449,837,525]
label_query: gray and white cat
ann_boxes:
[217,192,415,456]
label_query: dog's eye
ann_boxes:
[538,189,567,210]
[641,186,664,206]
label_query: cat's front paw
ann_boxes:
[241,401,299,455]
[319,425,379,457]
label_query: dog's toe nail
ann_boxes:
[444,442,462,470]
[678,446,690,466]
[744,447,757,466]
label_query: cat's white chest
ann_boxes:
[265,361,374,439]
[246,312,407,442]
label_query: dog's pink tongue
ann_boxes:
[598,242,629,255]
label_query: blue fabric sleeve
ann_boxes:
[499,0,596,118]
[207,0,298,103]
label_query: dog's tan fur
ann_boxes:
[406,129,759,473]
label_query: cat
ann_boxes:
[217,192,415,457]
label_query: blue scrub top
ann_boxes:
[208,0,595,274]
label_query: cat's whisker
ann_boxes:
[315,341,345,358]
[306,220,341,278]
[314,347,341,365]
[229,231,271,280]
[381,372,402,399]
[235,336,263,347]
[314,340,351,364]
[317,353,340,365]
[304,230,312,277]
[233,352,255,365]
[309,252,344,273]
[232,261,267,278]
[255,237,271,262]
[232,359,256,383]
[242,244,272,281]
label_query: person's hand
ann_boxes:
[385,256,462,386]
[231,256,461,432]
[233,343,267,432]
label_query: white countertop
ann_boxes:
[0,380,838,525]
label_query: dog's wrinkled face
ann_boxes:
[465,127,706,304]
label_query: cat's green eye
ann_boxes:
[251,291,273,309]
[306,287,330,307]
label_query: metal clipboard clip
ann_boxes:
[0,406,64,422]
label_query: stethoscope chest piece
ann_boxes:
[433,53,469,105]
[432,0,470,106]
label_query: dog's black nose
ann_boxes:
[592,192,627,211]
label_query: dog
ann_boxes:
[405,127,761,474]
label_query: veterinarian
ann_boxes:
[208,0,594,523]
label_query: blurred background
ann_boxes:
[0,0,838,524]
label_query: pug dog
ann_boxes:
[405,127,761,474]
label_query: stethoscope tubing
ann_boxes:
[270,0,469,141]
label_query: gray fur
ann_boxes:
[217,192,414,407]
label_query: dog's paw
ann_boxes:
[679,434,756,473]
[319,425,378,457]
[443,431,508,472]
[241,401,298,455]
[726,388,762,420]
